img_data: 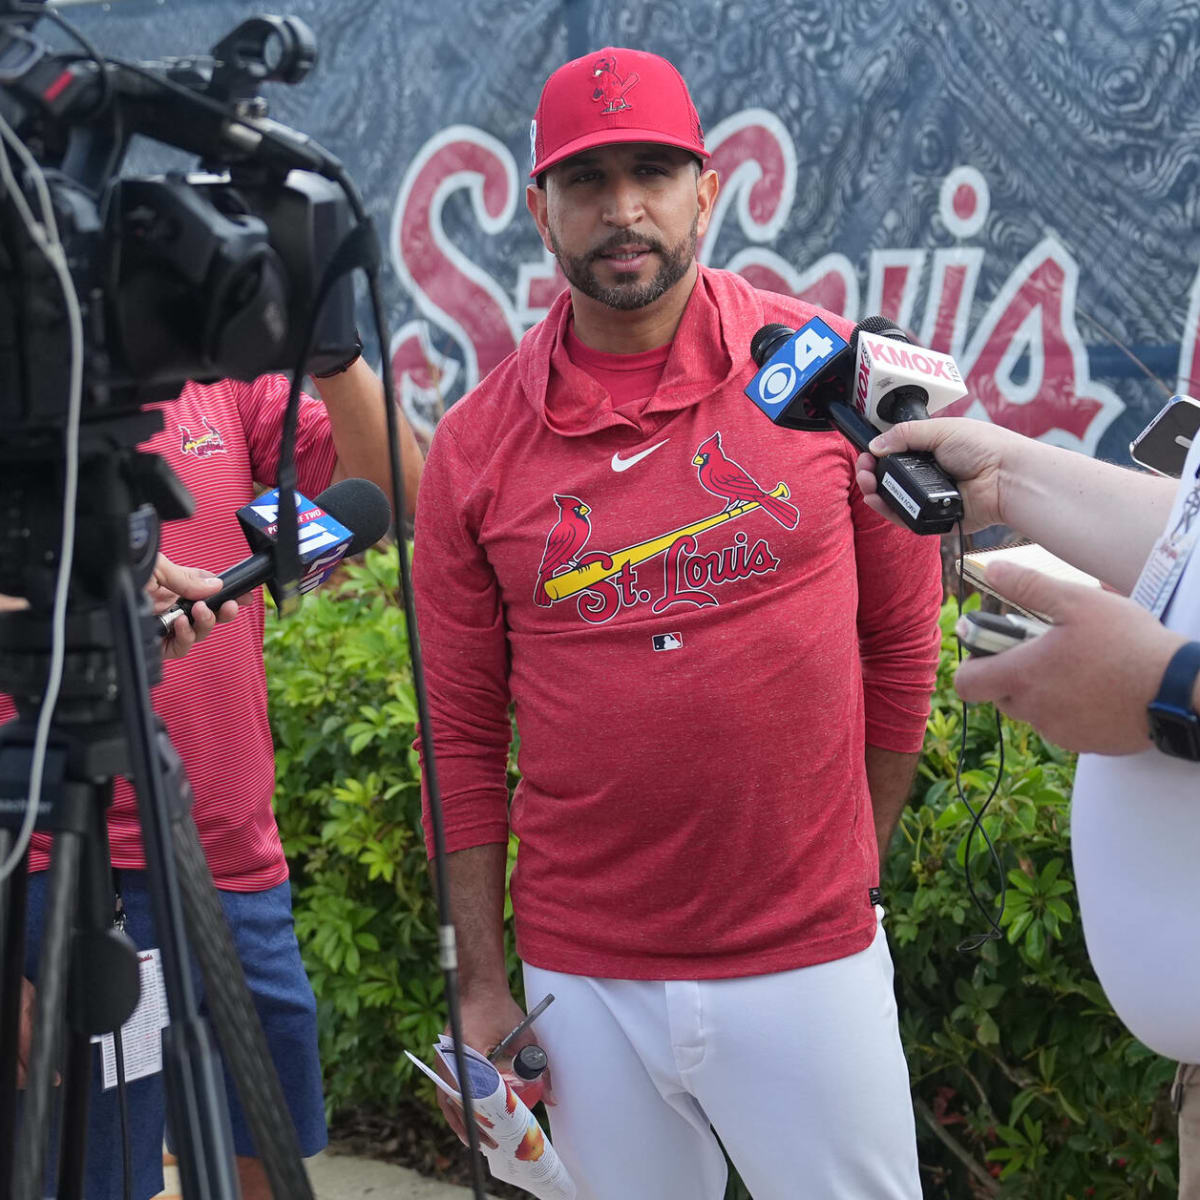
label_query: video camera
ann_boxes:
[0,3,357,431]
[0,0,362,610]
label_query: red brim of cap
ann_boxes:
[530,128,711,178]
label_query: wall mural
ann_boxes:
[68,0,1200,462]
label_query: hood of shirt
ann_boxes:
[516,265,772,439]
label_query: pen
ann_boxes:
[487,993,555,1062]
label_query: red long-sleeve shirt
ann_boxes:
[414,267,942,979]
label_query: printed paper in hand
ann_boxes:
[406,1036,575,1200]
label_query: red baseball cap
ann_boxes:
[529,47,709,179]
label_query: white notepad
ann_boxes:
[957,541,1100,620]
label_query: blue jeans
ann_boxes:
[23,869,327,1200]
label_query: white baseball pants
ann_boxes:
[523,914,921,1200]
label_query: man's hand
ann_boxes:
[437,988,556,1149]
[18,976,35,1088]
[855,417,1025,534]
[953,561,1186,755]
[149,554,238,660]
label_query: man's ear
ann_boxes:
[695,168,720,239]
[526,183,553,253]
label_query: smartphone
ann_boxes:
[955,611,1050,657]
[1129,394,1200,477]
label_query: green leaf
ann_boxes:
[1039,857,1064,885]
[1007,868,1036,894]
[1007,910,1034,943]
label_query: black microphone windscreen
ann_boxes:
[314,478,391,555]
[750,323,796,367]
[851,315,910,352]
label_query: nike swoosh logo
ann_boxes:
[611,439,669,472]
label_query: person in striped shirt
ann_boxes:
[7,354,422,1200]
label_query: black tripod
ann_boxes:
[0,432,312,1199]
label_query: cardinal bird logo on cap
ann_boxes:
[692,432,800,529]
[591,55,639,114]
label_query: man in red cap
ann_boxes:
[414,46,940,1198]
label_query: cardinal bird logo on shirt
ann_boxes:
[534,494,596,606]
[533,436,795,624]
[692,432,799,529]
[178,416,226,458]
[591,55,639,114]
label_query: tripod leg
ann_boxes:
[109,567,240,1200]
[172,807,315,1199]
[57,788,140,1200]
[57,1026,93,1200]
[13,831,81,1200]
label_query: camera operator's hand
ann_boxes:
[149,554,238,660]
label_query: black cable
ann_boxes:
[333,166,492,1200]
[952,521,1009,953]
[225,151,489,1198]
[112,1026,132,1200]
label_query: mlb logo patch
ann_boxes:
[652,632,683,651]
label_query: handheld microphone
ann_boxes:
[851,315,967,428]
[746,317,965,535]
[157,477,390,636]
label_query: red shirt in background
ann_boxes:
[0,375,337,890]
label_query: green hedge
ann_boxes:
[266,551,1178,1196]
[265,549,522,1120]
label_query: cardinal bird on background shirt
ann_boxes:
[534,494,593,606]
[692,432,800,529]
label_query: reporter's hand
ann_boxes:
[148,554,238,660]
[437,989,556,1150]
[954,560,1186,754]
[855,416,1026,534]
[16,977,62,1089]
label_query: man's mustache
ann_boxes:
[587,233,666,262]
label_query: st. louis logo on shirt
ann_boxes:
[532,431,796,624]
[178,416,226,458]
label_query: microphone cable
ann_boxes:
[951,520,1008,955]
[324,169,493,1200]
